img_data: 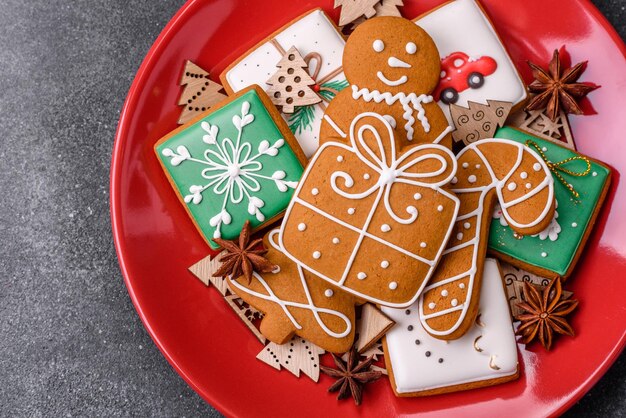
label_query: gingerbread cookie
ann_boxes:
[414,0,528,121]
[489,127,612,279]
[280,112,459,307]
[228,229,357,353]
[220,9,348,158]
[320,16,454,148]
[418,137,555,340]
[383,258,519,396]
[155,86,307,249]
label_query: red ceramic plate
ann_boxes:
[111,0,626,416]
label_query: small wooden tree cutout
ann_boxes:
[350,0,404,30]
[257,337,325,382]
[507,107,575,150]
[355,303,395,353]
[334,0,380,26]
[188,254,266,343]
[450,100,513,146]
[266,46,322,114]
[177,60,226,125]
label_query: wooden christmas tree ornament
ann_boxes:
[256,337,325,381]
[334,0,380,26]
[266,46,322,114]
[450,100,513,146]
[507,107,576,150]
[350,0,404,30]
[177,60,226,125]
[355,303,395,353]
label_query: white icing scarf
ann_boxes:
[351,84,433,140]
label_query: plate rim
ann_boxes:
[110,0,626,416]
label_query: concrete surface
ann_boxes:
[0,0,623,416]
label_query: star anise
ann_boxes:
[320,346,382,406]
[212,220,276,284]
[515,278,578,350]
[526,49,599,121]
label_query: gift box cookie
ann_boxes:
[383,258,519,396]
[414,0,527,120]
[220,9,348,158]
[279,113,459,308]
[155,86,307,249]
[489,127,612,278]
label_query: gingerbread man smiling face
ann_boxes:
[343,17,441,95]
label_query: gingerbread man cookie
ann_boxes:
[418,138,556,340]
[320,16,453,148]
[228,229,357,353]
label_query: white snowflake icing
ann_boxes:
[493,202,561,241]
[161,101,298,239]
[532,201,561,241]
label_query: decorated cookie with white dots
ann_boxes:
[280,112,459,308]
[489,127,612,279]
[228,229,357,353]
[418,136,556,340]
[220,9,348,158]
[320,16,454,148]
[383,258,519,396]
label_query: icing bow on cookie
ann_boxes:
[331,112,456,224]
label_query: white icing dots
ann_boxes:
[441,289,449,297]
[373,39,384,52]
[428,302,436,310]
[533,163,542,172]
[572,222,578,228]
[405,41,417,54]
[363,173,370,180]
[451,299,458,307]
[520,171,528,179]
[380,260,390,269]
[324,289,334,297]
[507,182,517,191]
[381,223,391,232]
[413,193,422,200]
[592,171,598,177]
[542,146,548,152]
[311,188,319,196]
[462,162,469,169]
[468,175,477,184]
[389,281,398,290]
[332,237,340,244]
[464,222,471,230]
[451,177,458,184]
[525,183,532,189]
[475,164,481,169]
[337,155,344,162]
[312,251,321,259]
[459,283,465,289]
[456,232,463,240]
[437,205,444,212]
[541,252,548,258]
[420,242,427,248]
[347,207,355,215]
[297,223,307,231]
[357,272,367,280]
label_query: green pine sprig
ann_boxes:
[287,79,349,134]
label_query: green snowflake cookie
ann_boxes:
[156,87,304,249]
[489,127,611,278]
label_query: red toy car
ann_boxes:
[433,52,498,104]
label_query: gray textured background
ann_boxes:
[0,0,624,416]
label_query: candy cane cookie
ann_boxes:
[418,138,556,340]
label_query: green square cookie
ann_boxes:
[155,86,305,249]
[489,127,611,278]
